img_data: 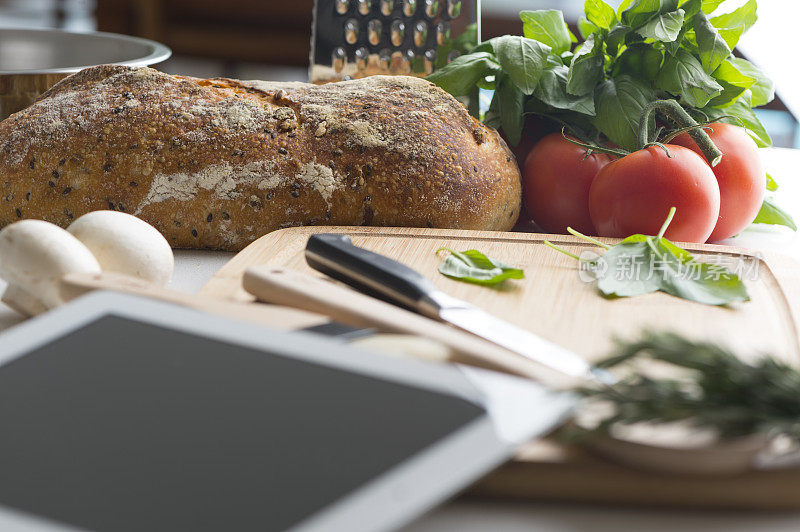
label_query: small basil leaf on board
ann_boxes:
[567,33,606,97]
[656,48,723,107]
[729,57,775,107]
[585,0,618,29]
[536,60,597,115]
[495,75,526,146]
[693,11,730,73]
[586,232,749,305]
[427,52,500,96]
[489,35,551,95]
[593,75,655,151]
[709,0,757,48]
[708,59,755,108]
[637,9,685,42]
[611,42,663,80]
[436,248,525,286]
[766,173,778,192]
[520,10,572,54]
[752,198,797,231]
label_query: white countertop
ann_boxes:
[2,149,800,530]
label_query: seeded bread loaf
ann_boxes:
[0,65,521,250]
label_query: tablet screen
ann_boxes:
[0,315,484,532]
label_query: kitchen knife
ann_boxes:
[305,233,616,385]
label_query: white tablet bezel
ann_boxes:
[0,292,574,532]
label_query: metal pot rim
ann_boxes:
[0,28,172,75]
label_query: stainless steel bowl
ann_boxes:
[0,28,171,120]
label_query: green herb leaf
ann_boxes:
[704,99,772,147]
[656,48,723,107]
[708,58,755,107]
[621,0,680,29]
[606,23,632,55]
[693,11,730,73]
[637,8,685,41]
[709,0,757,48]
[766,172,778,192]
[520,9,572,54]
[585,0,618,29]
[593,75,655,151]
[436,248,525,286]
[729,57,774,107]
[488,35,551,95]
[567,32,606,97]
[611,42,664,80]
[426,52,500,96]
[752,198,797,231]
[546,209,750,306]
[495,75,526,146]
[536,60,597,115]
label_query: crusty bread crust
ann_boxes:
[0,65,521,250]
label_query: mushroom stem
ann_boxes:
[1,284,47,317]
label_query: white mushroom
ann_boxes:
[0,220,101,316]
[67,211,174,286]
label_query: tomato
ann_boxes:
[523,133,613,234]
[589,145,721,242]
[671,123,765,241]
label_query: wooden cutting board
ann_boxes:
[200,226,800,509]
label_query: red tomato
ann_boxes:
[589,145,721,242]
[523,133,613,234]
[671,123,765,241]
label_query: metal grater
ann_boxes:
[310,0,480,83]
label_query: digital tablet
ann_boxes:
[0,292,574,532]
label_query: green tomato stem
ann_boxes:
[657,206,677,241]
[637,100,723,167]
[560,129,630,158]
[567,227,612,249]
[544,240,586,262]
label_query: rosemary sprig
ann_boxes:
[581,332,800,442]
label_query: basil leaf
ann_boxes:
[592,233,749,305]
[693,11,730,73]
[536,60,597,115]
[621,0,679,29]
[593,75,655,151]
[705,99,772,147]
[520,9,572,54]
[612,42,663,80]
[496,75,525,146]
[490,35,551,95]
[578,17,600,40]
[585,0,618,29]
[436,248,525,286]
[427,52,500,96]
[567,33,606,97]
[679,0,724,18]
[606,23,632,55]
[729,58,774,107]
[752,198,797,231]
[656,48,722,107]
[766,173,778,192]
[708,58,755,107]
[637,9,685,41]
[709,0,757,48]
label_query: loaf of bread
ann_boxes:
[0,65,521,250]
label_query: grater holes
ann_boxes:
[379,49,392,70]
[356,0,371,15]
[424,49,437,74]
[344,18,359,44]
[335,0,349,15]
[436,21,450,46]
[355,47,370,72]
[424,0,439,18]
[333,47,348,73]
[380,0,395,16]
[447,0,462,18]
[367,19,383,45]
[413,20,428,48]
[390,19,406,47]
[403,0,418,16]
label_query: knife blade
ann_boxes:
[305,233,616,385]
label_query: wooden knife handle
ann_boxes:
[243,266,581,389]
